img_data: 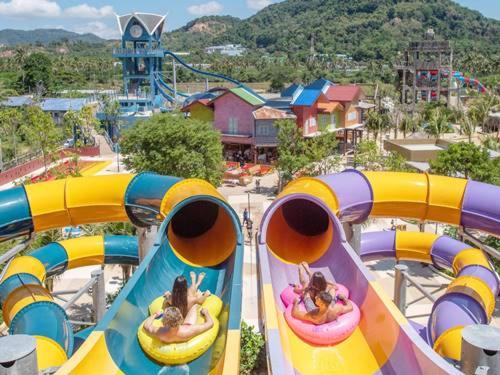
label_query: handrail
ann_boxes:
[0,237,33,266]
[462,228,500,261]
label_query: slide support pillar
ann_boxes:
[419,222,426,233]
[394,264,408,314]
[344,223,361,255]
[460,325,500,375]
[137,226,158,262]
[91,269,106,323]
[0,335,38,375]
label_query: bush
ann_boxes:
[240,321,266,375]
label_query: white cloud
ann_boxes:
[187,1,223,16]
[0,0,61,17]
[73,21,119,40]
[246,0,272,10]
[0,0,114,19]
[63,4,114,19]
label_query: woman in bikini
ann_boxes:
[294,261,338,312]
[162,272,211,321]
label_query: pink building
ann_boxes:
[211,87,265,160]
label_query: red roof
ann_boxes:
[325,85,361,102]
[181,98,212,112]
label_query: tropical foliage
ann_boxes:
[120,113,224,186]
[430,142,499,185]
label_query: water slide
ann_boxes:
[161,50,266,102]
[258,170,498,374]
[452,71,487,93]
[0,235,138,370]
[0,173,243,374]
[154,72,190,99]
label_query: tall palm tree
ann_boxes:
[399,113,418,138]
[460,111,476,143]
[425,107,451,139]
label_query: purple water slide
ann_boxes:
[259,194,455,374]
[360,230,499,358]
[317,169,373,223]
[360,231,396,261]
[461,180,500,236]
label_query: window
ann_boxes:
[257,123,270,136]
[228,118,238,134]
[347,111,357,122]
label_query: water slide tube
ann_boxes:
[258,170,498,374]
[153,76,176,103]
[0,235,138,370]
[163,50,266,101]
[0,173,243,374]
[154,72,190,98]
[360,230,498,361]
[452,71,487,93]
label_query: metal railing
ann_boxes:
[2,150,42,171]
[393,264,446,315]
[112,48,164,56]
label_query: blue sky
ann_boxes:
[0,0,498,39]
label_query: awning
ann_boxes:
[221,134,253,145]
[317,101,344,113]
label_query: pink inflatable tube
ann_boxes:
[280,285,360,345]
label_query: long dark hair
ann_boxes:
[171,276,188,317]
[308,272,327,296]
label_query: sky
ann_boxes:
[0,0,498,39]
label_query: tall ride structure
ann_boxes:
[113,13,166,110]
[395,29,456,110]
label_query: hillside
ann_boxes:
[163,16,241,51]
[0,29,105,46]
[163,0,500,61]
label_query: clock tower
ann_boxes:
[112,13,166,110]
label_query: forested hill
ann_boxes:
[164,0,500,61]
[0,29,105,46]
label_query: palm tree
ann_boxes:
[399,113,417,138]
[469,94,499,133]
[14,46,28,85]
[425,107,451,139]
[460,112,476,143]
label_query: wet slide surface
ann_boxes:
[0,174,244,374]
[258,170,499,374]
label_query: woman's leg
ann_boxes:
[184,304,200,325]
[195,272,206,289]
[298,263,310,288]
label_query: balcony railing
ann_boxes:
[112,48,165,57]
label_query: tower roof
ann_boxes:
[117,13,166,36]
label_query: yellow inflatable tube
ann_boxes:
[138,295,223,365]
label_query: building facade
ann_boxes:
[395,29,456,110]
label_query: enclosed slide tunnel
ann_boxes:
[0,173,243,374]
[258,170,499,374]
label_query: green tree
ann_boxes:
[305,127,341,176]
[399,113,419,138]
[353,140,381,170]
[21,52,53,94]
[468,94,499,133]
[0,107,22,160]
[459,112,476,143]
[121,114,224,186]
[275,119,309,187]
[430,142,499,185]
[424,107,452,139]
[22,106,61,173]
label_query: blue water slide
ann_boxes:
[154,72,190,98]
[163,50,266,101]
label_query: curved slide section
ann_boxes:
[155,72,190,98]
[452,71,487,93]
[258,170,498,374]
[0,173,243,374]
[57,182,243,374]
[360,231,498,361]
[163,50,266,101]
[0,235,138,370]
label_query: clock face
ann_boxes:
[130,25,143,38]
